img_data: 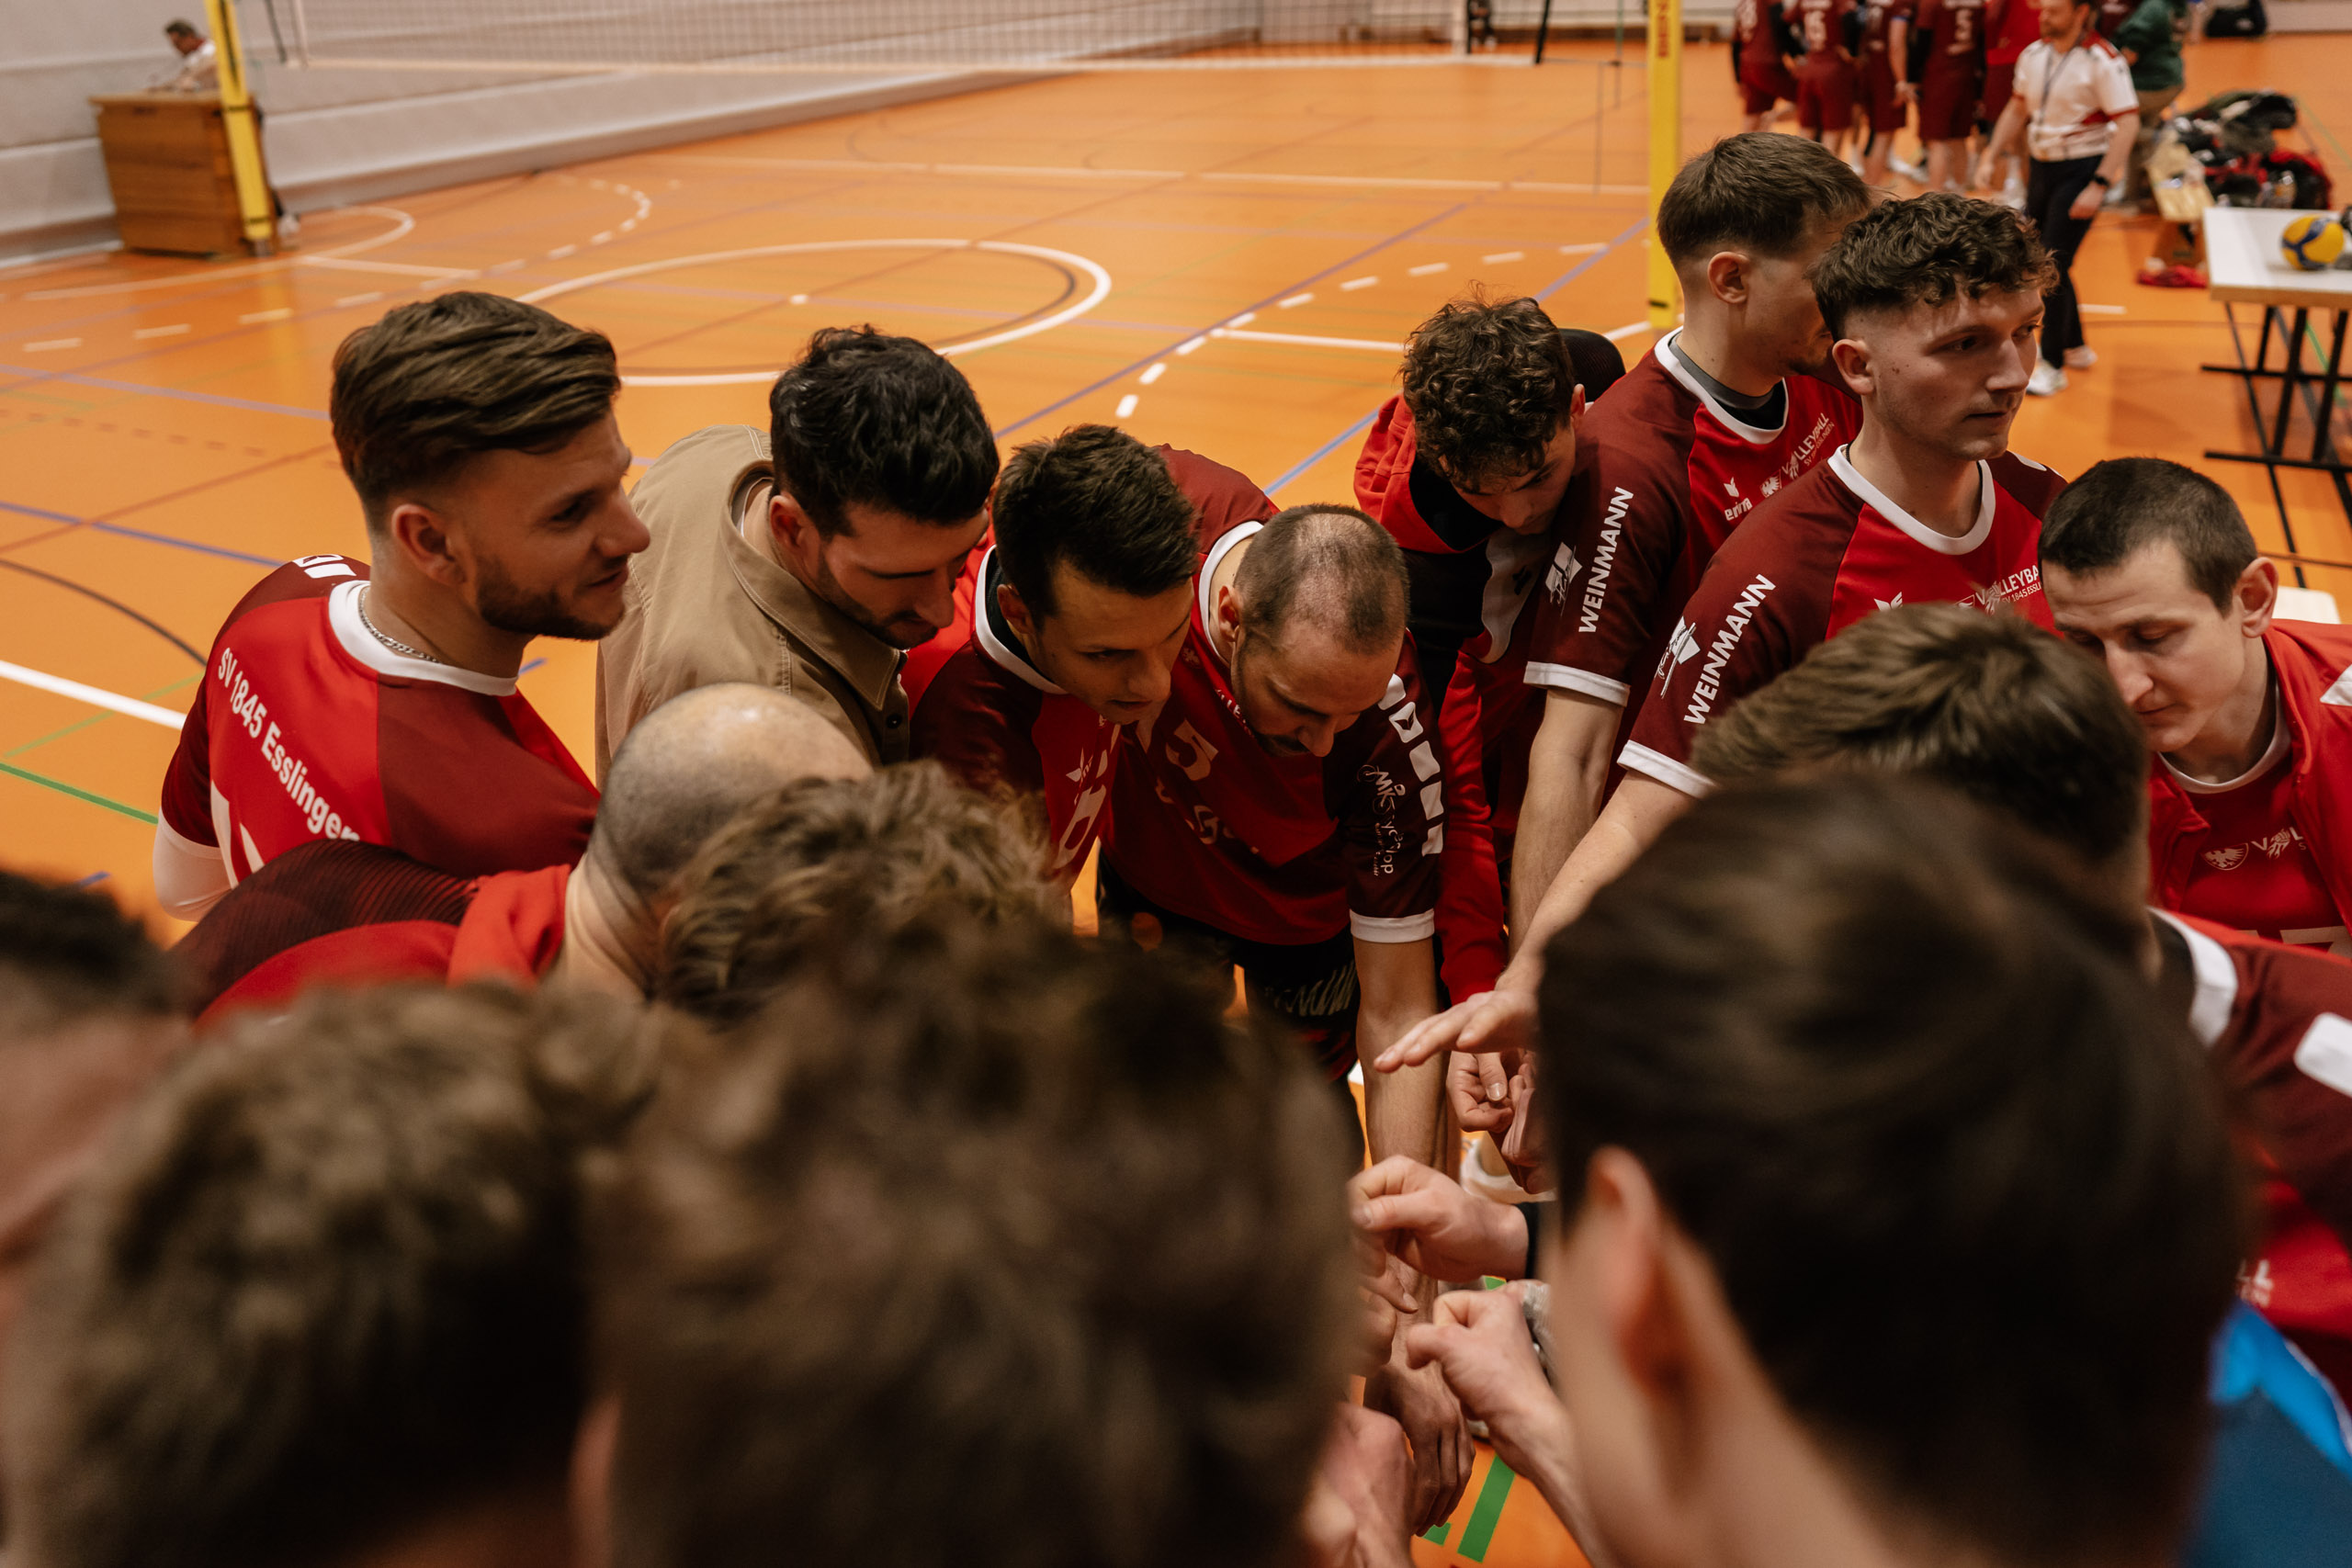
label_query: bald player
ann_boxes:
[173,684,868,1020]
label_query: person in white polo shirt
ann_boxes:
[1974,0,2139,397]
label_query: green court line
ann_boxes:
[1455,1459,1518,1562]
[0,759,157,823]
[1423,1521,1452,1546]
[6,674,198,761]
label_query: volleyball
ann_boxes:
[2280,213,2346,271]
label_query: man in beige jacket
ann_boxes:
[596,326,998,773]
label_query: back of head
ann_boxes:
[992,425,1200,617]
[656,761,1052,1024]
[766,326,999,536]
[1399,293,1577,489]
[1234,504,1408,655]
[0,871,180,1041]
[600,914,1358,1568]
[1655,131,1871,274]
[6,985,654,1568]
[1691,603,2150,876]
[594,683,871,909]
[330,292,619,533]
[1807,192,2054,341]
[1538,774,2244,1568]
[2040,457,2258,611]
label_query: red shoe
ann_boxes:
[2137,263,2210,288]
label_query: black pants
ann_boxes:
[2026,153,2104,367]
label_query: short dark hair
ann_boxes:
[0,871,181,1035]
[1235,504,1408,653]
[164,19,199,38]
[1399,294,1577,489]
[1692,604,2151,873]
[2040,457,2259,612]
[6,986,655,1568]
[658,761,1052,1025]
[1655,131,1871,270]
[992,425,1199,618]
[767,326,1000,537]
[1808,192,2057,339]
[1539,775,2245,1568]
[329,291,619,532]
[600,913,1358,1568]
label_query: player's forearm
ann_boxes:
[1503,774,1697,991]
[2096,114,2139,183]
[1984,100,2029,162]
[1510,707,1618,945]
[1362,1053,1445,1169]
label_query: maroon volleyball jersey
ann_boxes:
[907,447,1275,878]
[2162,911,2352,1392]
[1622,446,2065,795]
[1792,0,1860,66]
[1104,523,1453,952]
[1524,333,1857,712]
[158,556,596,897]
[1917,0,1989,74]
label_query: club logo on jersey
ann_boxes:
[1682,574,1778,728]
[1761,475,1782,498]
[1544,543,1585,604]
[1576,488,1632,634]
[1657,617,1702,682]
[2204,846,2249,872]
[1969,565,2044,615]
[1874,592,1905,612]
[2202,827,2306,873]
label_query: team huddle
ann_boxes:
[3,127,2349,1568]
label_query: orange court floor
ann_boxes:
[7,32,2352,1568]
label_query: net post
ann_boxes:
[1535,0,1555,62]
[207,0,278,256]
[1645,0,1681,332]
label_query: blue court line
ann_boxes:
[1264,219,1650,497]
[74,871,110,887]
[1268,408,1381,495]
[1534,214,1650,301]
[0,362,329,422]
[521,657,547,673]
[0,499,280,567]
[990,201,1474,440]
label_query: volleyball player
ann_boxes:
[153,293,642,921]
[1915,0,1991,189]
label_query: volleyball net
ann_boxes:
[255,0,1598,75]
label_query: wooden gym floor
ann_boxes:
[6,34,2348,1568]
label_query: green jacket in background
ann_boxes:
[2112,0,2187,94]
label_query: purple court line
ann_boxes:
[74,871,110,887]
[0,362,328,422]
[990,201,1474,440]
[1265,218,1650,496]
[0,499,280,567]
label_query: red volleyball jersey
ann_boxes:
[2163,721,2350,956]
[1986,0,2041,62]
[1104,523,1453,952]
[2162,911,2352,1392]
[1623,446,2065,795]
[1917,0,1989,73]
[906,447,1276,876]
[1861,0,1914,61]
[1734,0,1796,85]
[1525,333,1858,713]
[157,557,596,902]
[1792,0,1860,65]
[175,839,569,1024]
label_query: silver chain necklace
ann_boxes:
[357,587,446,665]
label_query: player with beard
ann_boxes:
[595,326,998,773]
[1382,193,2064,1096]
[154,293,647,920]
[1510,134,1863,941]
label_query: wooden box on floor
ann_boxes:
[88,93,266,257]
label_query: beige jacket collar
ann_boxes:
[723,472,904,712]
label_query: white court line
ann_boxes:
[1176,336,1206,355]
[132,324,188,339]
[1279,292,1314,308]
[592,231,616,244]
[299,254,474,280]
[239,309,291,324]
[1229,310,1257,327]
[1556,243,1608,255]
[1482,250,1525,263]
[1115,393,1140,418]
[0,660,184,729]
[548,244,579,260]
[1140,362,1167,385]
[653,153,1185,180]
[2079,303,2127,315]
[1211,328,1404,353]
[1408,262,1450,276]
[1339,276,1379,291]
[22,338,80,351]
[1602,320,1653,342]
[334,292,384,309]
[24,208,416,300]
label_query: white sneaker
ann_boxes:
[2027,360,2068,396]
[1892,157,1928,182]
[2063,345,2097,370]
[1997,177,2026,210]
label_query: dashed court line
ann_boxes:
[131,324,188,340]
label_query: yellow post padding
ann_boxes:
[206,0,277,255]
[1646,0,1682,332]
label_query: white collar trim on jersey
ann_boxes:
[1653,328,1788,446]
[327,580,519,697]
[2161,686,2288,795]
[1828,446,1995,557]
[2152,909,2240,1048]
[970,547,1064,695]
[1197,519,1264,669]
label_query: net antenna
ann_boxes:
[277,0,1572,73]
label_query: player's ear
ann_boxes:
[769,490,824,571]
[385,499,464,589]
[1828,336,1873,398]
[1705,250,1751,307]
[999,579,1039,646]
[1570,384,1589,427]
[2238,556,2280,636]
[1215,581,1245,646]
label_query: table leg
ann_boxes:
[2272,307,2311,461]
